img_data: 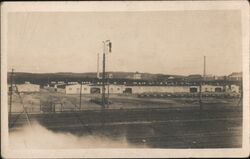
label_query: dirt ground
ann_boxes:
[9,107,242,148]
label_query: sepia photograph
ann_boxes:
[1,1,249,158]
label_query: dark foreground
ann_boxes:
[9,105,242,148]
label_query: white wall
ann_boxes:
[16,83,40,92]
[201,85,224,92]
[65,84,230,94]
[90,85,125,94]
[65,84,91,94]
[106,85,125,94]
[131,86,190,94]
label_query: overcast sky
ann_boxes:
[7,10,242,76]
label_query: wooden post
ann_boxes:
[107,77,109,108]
[79,82,82,111]
[199,80,203,111]
[102,53,106,109]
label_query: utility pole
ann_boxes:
[79,82,82,111]
[102,52,106,109]
[101,40,111,109]
[199,56,205,112]
[9,69,14,123]
[106,52,110,108]
[107,74,110,108]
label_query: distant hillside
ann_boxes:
[7,71,186,84]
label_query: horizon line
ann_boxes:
[6,70,242,77]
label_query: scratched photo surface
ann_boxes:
[2,2,248,158]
